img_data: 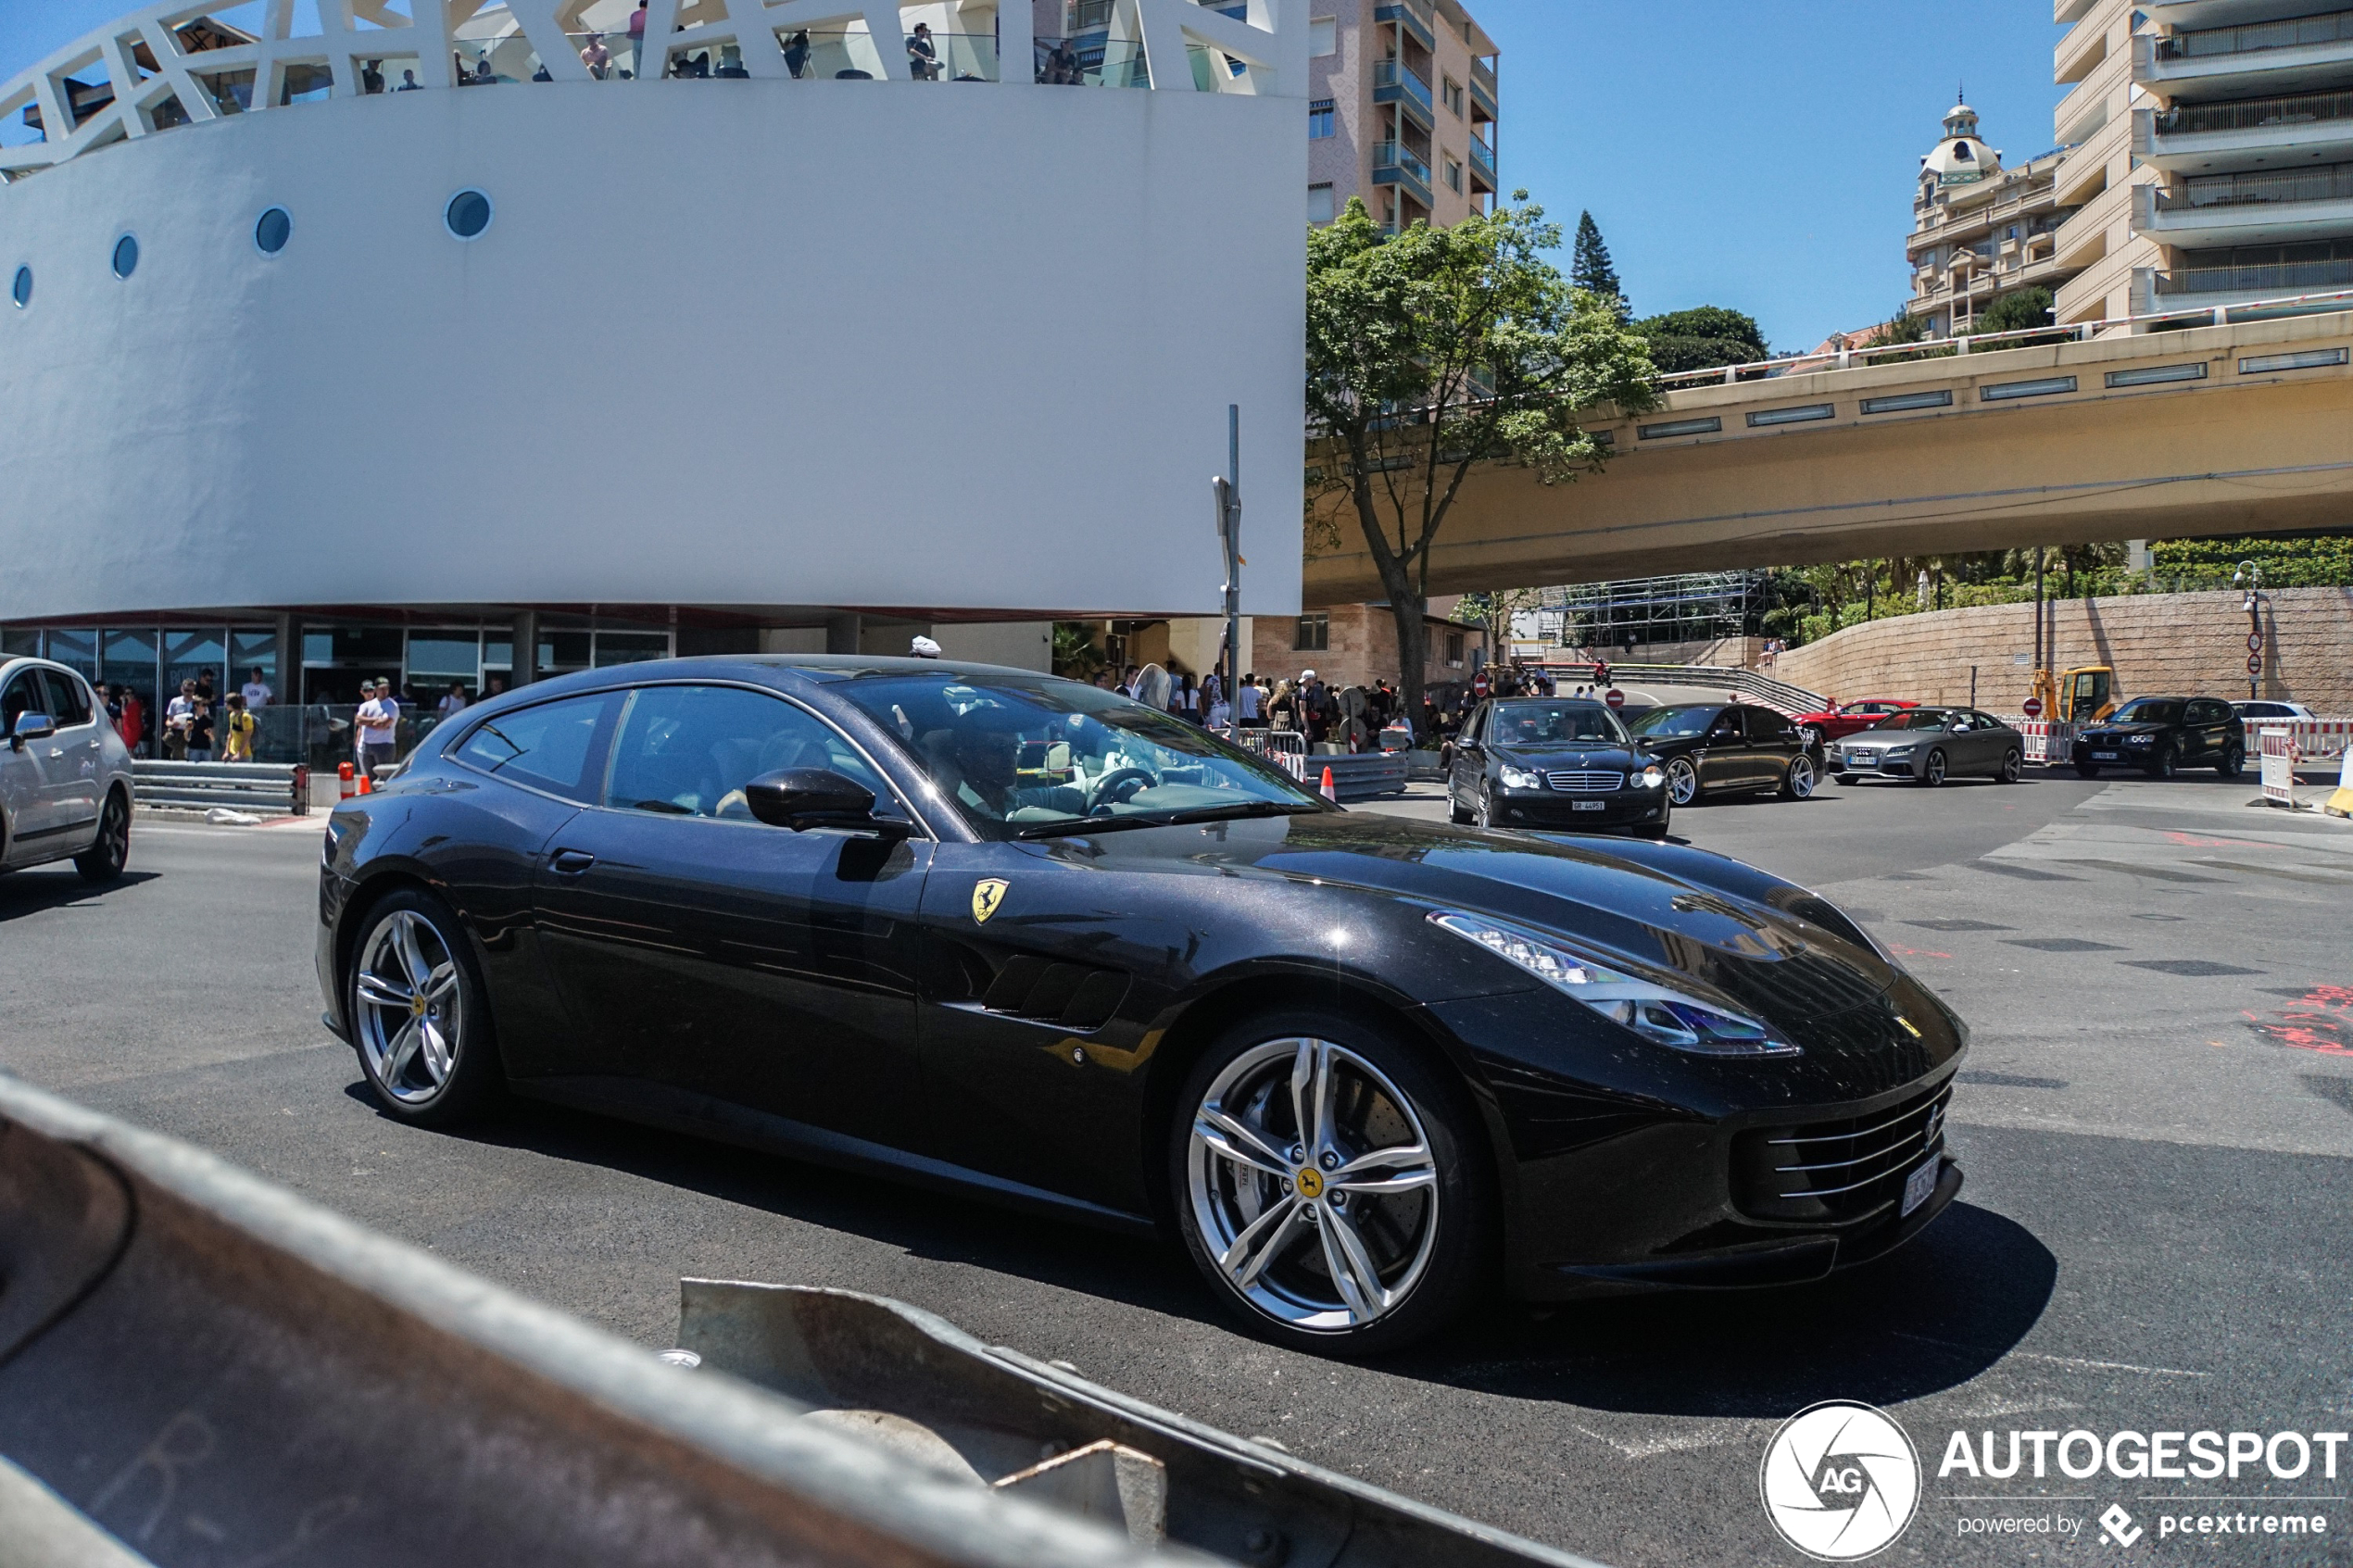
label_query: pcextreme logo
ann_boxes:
[1760,1400,1923,1561]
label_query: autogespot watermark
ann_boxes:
[1760,1401,1922,1561]
[1760,1409,2347,1556]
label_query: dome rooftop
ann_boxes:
[1921,97,2000,187]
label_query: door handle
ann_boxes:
[548,848,598,875]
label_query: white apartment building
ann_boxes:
[1304,0,1497,232]
[2051,0,2353,325]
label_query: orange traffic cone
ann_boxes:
[1320,765,1338,803]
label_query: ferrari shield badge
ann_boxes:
[971,878,1010,924]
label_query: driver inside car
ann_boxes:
[934,716,1089,822]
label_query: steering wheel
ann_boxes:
[1086,766,1158,814]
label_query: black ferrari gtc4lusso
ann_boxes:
[319,658,1967,1354]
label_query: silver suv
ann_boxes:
[0,658,134,881]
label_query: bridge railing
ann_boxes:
[1655,286,2353,391]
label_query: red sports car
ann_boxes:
[1792,698,1919,746]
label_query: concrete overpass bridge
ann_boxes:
[1302,306,2353,603]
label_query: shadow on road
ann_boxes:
[1390,1198,2056,1416]
[0,869,160,922]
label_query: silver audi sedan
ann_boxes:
[0,657,135,880]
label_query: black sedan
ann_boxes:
[318,658,1966,1355]
[1621,702,1821,807]
[1443,696,1670,836]
[2072,696,2245,779]
[1833,708,2025,786]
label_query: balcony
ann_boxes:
[2136,10,2353,95]
[1372,139,1433,205]
[2143,160,2353,242]
[1373,0,1435,52]
[2136,88,2353,172]
[1468,55,1496,119]
[1372,56,1433,121]
[1467,135,1495,190]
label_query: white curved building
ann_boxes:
[0,0,1305,727]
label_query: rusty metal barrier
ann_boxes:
[0,1077,1604,1568]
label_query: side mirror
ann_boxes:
[744,768,909,835]
[9,711,55,747]
[1946,718,1968,731]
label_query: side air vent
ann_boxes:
[980,955,1130,1031]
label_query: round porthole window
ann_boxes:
[444,189,492,241]
[111,233,139,279]
[255,207,292,255]
[9,266,28,308]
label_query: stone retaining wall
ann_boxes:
[1769,587,2353,714]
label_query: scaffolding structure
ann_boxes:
[1518,572,1766,652]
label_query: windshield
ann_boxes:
[1625,705,1715,739]
[1868,709,1952,732]
[2112,698,2183,725]
[1488,700,1629,747]
[836,671,1330,839]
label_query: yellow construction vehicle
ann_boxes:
[2031,665,2116,722]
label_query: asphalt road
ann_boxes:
[6,771,2351,1566]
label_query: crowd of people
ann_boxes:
[88,665,506,770]
[1078,662,1577,750]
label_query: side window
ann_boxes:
[453,693,616,802]
[2191,699,2230,725]
[1708,709,1743,742]
[601,684,888,822]
[1747,708,1794,744]
[1461,705,1485,744]
[1,672,40,731]
[39,671,91,727]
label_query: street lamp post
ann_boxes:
[2233,560,2267,700]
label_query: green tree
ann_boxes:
[1570,210,1625,316]
[1631,305,1769,374]
[1879,303,1931,345]
[1978,286,2055,335]
[1306,195,1656,735]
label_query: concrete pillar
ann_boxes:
[511,609,540,686]
[273,611,300,705]
[825,613,862,655]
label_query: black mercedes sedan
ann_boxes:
[1443,696,1670,835]
[2071,696,2245,779]
[317,658,1966,1355]
[1622,702,1821,807]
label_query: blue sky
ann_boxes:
[0,1,2058,348]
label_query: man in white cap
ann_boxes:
[910,635,942,659]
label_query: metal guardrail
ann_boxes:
[131,759,308,814]
[1583,664,1830,718]
[1650,287,2353,390]
[0,1076,1598,1568]
[0,1078,1186,1568]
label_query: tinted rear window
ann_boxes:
[454,693,615,801]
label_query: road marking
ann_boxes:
[1893,1333,2207,1378]
[1571,1423,1765,1461]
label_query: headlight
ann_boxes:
[1428,910,1799,1057]
[1498,764,1541,790]
[2127,734,2153,746]
[1635,765,1665,789]
[1884,744,1916,755]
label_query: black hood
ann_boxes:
[1488,742,1645,770]
[1054,812,1917,1054]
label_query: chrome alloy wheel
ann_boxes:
[355,909,466,1104]
[1666,757,1699,806]
[1785,753,1816,798]
[1187,1037,1440,1333]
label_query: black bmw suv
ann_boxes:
[2071,696,2245,779]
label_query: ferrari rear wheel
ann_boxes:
[347,889,503,1126]
[1174,1010,1490,1356]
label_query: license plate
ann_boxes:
[2091,750,2118,760]
[1845,753,1875,769]
[1571,799,1605,811]
[1900,1158,1939,1218]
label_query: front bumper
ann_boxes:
[1490,789,1668,831]
[1838,750,1916,778]
[1427,981,1967,1300]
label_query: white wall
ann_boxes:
[0,80,1305,623]
[937,620,1054,670]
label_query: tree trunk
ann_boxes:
[1390,598,1429,744]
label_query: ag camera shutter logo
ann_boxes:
[1760,1400,1922,1560]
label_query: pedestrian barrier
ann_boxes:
[1239,729,1308,782]
[0,1076,1591,1568]
[2011,720,2076,766]
[2286,720,2353,769]
[2260,725,2298,807]
[130,759,308,815]
[2328,748,2353,819]
[1584,663,1829,718]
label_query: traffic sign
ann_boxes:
[2247,653,2264,676]
[1472,673,1489,697]
[2021,696,2043,719]
[1604,687,1625,709]
[2248,632,2265,653]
